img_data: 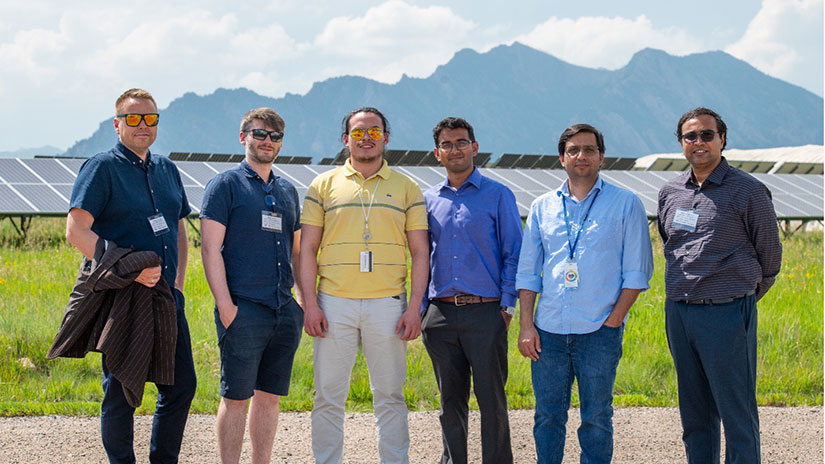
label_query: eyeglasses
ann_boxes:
[438,140,472,152]
[564,145,600,157]
[349,127,384,141]
[245,129,283,142]
[681,130,717,143]
[118,113,159,127]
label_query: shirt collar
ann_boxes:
[115,142,153,167]
[239,159,278,183]
[344,158,391,180]
[439,167,481,191]
[558,175,604,200]
[683,156,730,186]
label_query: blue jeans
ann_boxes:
[665,295,760,464]
[531,324,623,464]
[101,288,197,464]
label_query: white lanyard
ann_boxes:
[358,178,381,245]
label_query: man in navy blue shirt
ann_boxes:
[200,107,303,464]
[422,117,523,464]
[66,88,196,464]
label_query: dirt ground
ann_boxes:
[0,407,821,463]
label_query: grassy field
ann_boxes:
[0,218,821,416]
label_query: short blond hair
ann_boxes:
[240,107,285,133]
[115,88,157,114]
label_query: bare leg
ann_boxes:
[217,397,249,464]
[249,390,281,464]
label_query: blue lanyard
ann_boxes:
[562,187,600,261]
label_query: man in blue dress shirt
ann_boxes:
[422,117,523,464]
[200,108,304,464]
[516,123,653,464]
[66,88,196,463]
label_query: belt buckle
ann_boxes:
[454,294,467,306]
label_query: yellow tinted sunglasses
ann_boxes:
[349,127,384,141]
[118,113,160,127]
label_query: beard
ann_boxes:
[247,143,279,164]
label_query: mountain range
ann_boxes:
[64,42,823,161]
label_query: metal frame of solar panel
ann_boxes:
[1,159,822,239]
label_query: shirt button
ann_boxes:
[164,265,167,269]
[454,277,458,280]
[453,234,457,238]
[453,256,457,259]
[278,262,281,266]
[164,246,167,250]
[277,241,281,245]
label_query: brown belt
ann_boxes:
[435,294,501,306]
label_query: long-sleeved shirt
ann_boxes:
[657,157,782,300]
[424,168,523,308]
[516,176,653,334]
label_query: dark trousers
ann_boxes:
[101,289,197,464]
[665,294,760,464]
[422,300,513,464]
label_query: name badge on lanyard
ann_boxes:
[261,211,283,233]
[562,188,600,290]
[148,213,170,236]
[673,208,699,232]
[564,261,579,288]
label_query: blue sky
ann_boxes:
[0,0,821,152]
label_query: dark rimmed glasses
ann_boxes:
[118,113,159,127]
[245,129,284,142]
[681,130,718,143]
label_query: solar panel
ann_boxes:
[474,152,492,167]
[0,159,821,221]
[513,155,542,169]
[494,154,521,168]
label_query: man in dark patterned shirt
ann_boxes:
[657,107,782,464]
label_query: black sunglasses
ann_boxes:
[245,129,283,142]
[681,130,717,143]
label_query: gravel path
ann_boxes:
[1,407,821,463]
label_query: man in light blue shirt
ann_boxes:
[516,123,653,464]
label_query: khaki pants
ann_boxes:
[311,292,410,464]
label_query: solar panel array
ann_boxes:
[0,158,821,220]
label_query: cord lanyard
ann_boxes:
[358,178,381,250]
[562,187,600,261]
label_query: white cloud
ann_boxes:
[313,0,476,82]
[725,0,823,95]
[512,15,706,69]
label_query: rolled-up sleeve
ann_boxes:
[516,199,544,293]
[621,195,654,290]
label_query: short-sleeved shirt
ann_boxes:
[657,157,782,300]
[301,159,428,298]
[200,161,301,309]
[69,142,191,287]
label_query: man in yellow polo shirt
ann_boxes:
[299,106,429,464]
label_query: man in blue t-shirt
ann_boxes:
[200,107,303,464]
[66,88,196,463]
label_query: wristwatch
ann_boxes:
[501,305,516,316]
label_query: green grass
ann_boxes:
[0,218,821,415]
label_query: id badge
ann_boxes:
[673,208,699,232]
[261,211,283,233]
[148,213,169,236]
[564,261,579,288]
[360,251,374,272]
